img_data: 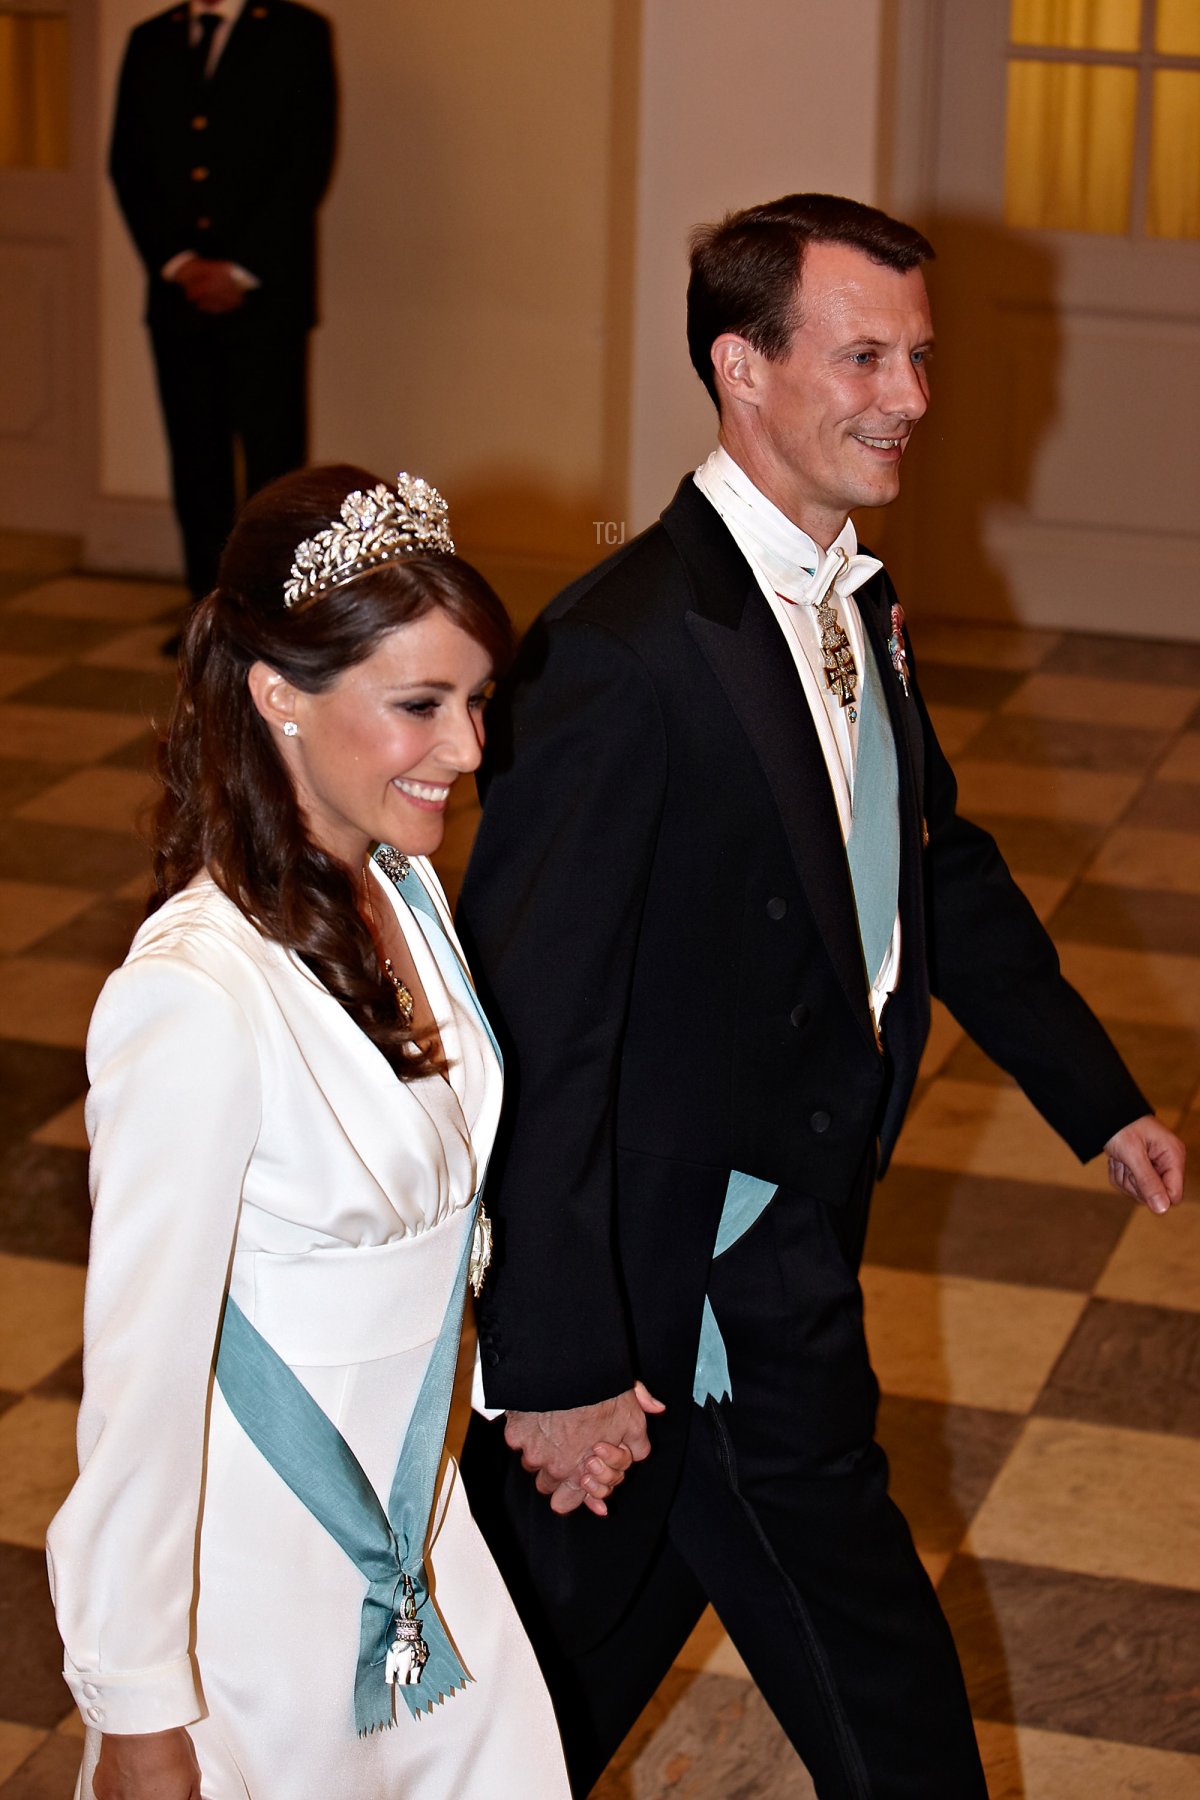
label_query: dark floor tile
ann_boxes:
[916,664,1028,711]
[0,1044,86,1153]
[593,1671,808,1800]
[0,818,150,890]
[0,1144,91,1265]
[1049,881,1200,961]
[0,1545,70,1730]
[8,663,176,725]
[1036,1298,1200,1437]
[866,1166,1131,1290]
[940,1556,1200,1752]
[99,730,157,773]
[0,761,76,815]
[957,710,1168,774]
[876,1396,1022,1555]
[0,1733,81,1798]
[0,1387,22,1420]
[1134,780,1200,833]
[31,1346,83,1405]
[939,1014,1200,1114]
[969,812,1105,877]
[0,614,117,657]
[26,894,145,970]
[1040,633,1200,689]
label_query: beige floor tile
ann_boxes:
[893,1079,1108,1191]
[954,762,1141,826]
[1002,673,1198,731]
[966,1416,1200,1591]
[917,997,964,1081]
[0,704,147,765]
[0,880,97,955]
[908,619,1061,671]
[0,652,63,699]
[675,1609,752,1680]
[0,1252,85,1390]
[56,1709,85,1739]
[860,1266,1084,1413]
[15,766,157,833]
[1097,1199,1200,1311]
[1058,942,1200,1028]
[917,1548,955,1588]
[81,625,179,673]
[31,1094,89,1151]
[0,1397,80,1548]
[1008,872,1070,922]
[115,869,155,903]
[1085,826,1200,895]
[926,703,988,756]
[0,1720,48,1785]
[975,1720,1200,1800]
[0,957,110,1048]
[1158,733,1200,784]
[10,576,183,624]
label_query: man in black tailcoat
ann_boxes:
[110,0,336,615]
[458,195,1186,1798]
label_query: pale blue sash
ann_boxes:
[214,852,499,1733]
[693,1169,778,1405]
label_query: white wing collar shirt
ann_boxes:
[694,446,901,1028]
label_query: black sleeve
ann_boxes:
[229,13,337,287]
[459,616,668,1412]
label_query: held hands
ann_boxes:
[1105,1114,1186,1215]
[504,1380,666,1517]
[174,256,245,314]
[92,1727,201,1800]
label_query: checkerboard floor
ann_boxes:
[1,545,1197,1798]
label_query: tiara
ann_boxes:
[282,472,455,608]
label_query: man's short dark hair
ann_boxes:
[687,193,935,411]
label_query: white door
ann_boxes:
[886,0,1200,641]
[0,0,92,533]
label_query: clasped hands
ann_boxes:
[173,256,245,314]
[504,1380,665,1517]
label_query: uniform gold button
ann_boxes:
[192,115,207,130]
[197,216,212,229]
[191,166,209,182]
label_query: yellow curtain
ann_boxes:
[1147,69,1200,236]
[1005,59,1137,231]
[0,14,69,171]
[1156,0,1200,56]
[1010,0,1140,51]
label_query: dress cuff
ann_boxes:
[63,1652,204,1735]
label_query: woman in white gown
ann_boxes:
[45,467,610,1799]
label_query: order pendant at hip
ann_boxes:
[384,1576,429,1687]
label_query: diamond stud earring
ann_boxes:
[282,720,299,737]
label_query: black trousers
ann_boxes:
[150,314,309,600]
[465,1173,988,1799]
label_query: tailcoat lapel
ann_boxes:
[662,481,876,1048]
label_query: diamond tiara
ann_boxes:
[282,473,455,609]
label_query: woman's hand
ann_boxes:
[92,1727,201,1800]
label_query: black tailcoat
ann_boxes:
[458,476,1147,1654]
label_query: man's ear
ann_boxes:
[247,660,300,737]
[710,334,762,411]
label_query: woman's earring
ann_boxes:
[282,720,299,737]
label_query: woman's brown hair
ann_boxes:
[150,463,513,1079]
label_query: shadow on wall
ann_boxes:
[872,212,1062,630]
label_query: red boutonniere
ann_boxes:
[888,603,910,697]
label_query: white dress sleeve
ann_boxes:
[46,952,262,1734]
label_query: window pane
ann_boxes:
[1010,0,1140,51]
[1147,69,1200,237]
[0,13,69,171]
[1005,60,1137,231]
[1156,0,1200,56]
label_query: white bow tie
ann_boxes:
[800,544,883,609]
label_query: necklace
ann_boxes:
[363,860,415,1027]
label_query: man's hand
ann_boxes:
[1105,1114,1186,1215]
[504,1380,666,1517]
[92,1727,201,1799]
[174,257,245,314]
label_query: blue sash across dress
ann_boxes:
[214,851,500,1734]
